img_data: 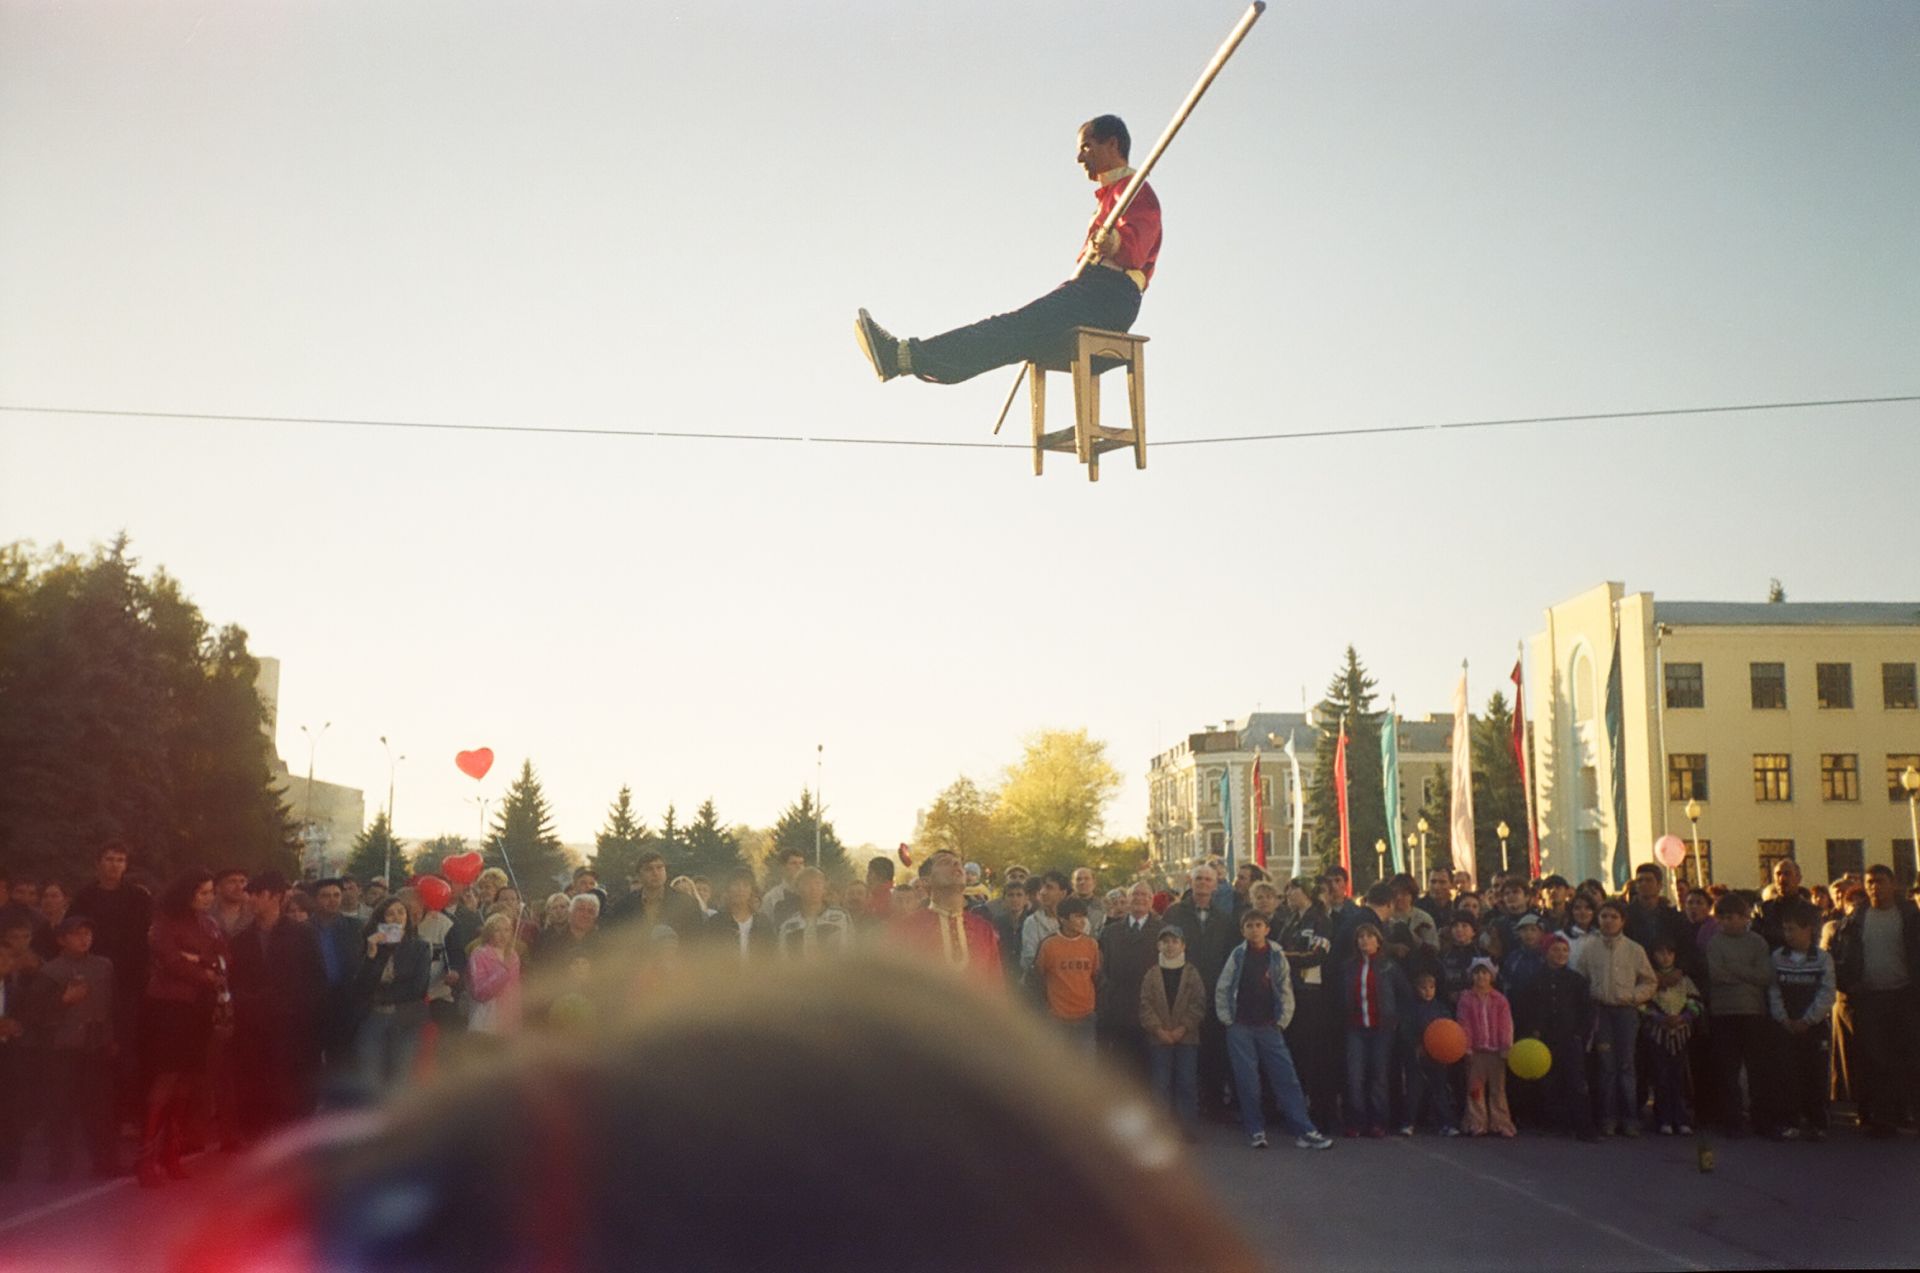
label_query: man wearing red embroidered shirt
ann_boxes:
[854,114,1161,386]
[890,849,1002,988]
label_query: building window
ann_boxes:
[1665,662,1704,708]
[1667,754,1709,801]
[1676,838,1714,887]
[1895,841,1917,891]
[1824,839,1866,881]
[1750,662,1787,710]
[1890,755,1920,803]
[1753,754,1792,802]
[1757,840,1796,885]
[1820,754,1860,802]
[1816,663,1854,709]
[1885,663,1919,710]
[1208,830,1225,853]
[1259,776,1274,807]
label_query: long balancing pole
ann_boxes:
[992,1,1268,435]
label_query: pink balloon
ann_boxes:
[1654,834,1688,869]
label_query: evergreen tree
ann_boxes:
[1306,647,1387,886]
[483,759,569,894]
[588,785,652,883]
[684,797,745,881]
[657,804,685,875]
[344,810,405,883]
[767,789,852,883]
[0,536,296,883]
[1471,691,1530,881]
[409,834,468,878]
[1416,764,1451,882]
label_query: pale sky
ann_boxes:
[3,0,1916,849]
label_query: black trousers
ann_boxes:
[1775,1021,1830,1131]
[908,269,1142,385]
[44,1047,116,1172]
[1712,1013,1777,1132]
[1852,989,1920,1129]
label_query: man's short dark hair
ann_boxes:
[1240,909,1270,929]
[1712,893,1749,920]
[1866,863,1895,881]
[1541,875,1570,890]
[1058,897,1089,920]
[1081,113,1130,159]
[779,847,808,865]
[54,915,95,939]
[1449,910,1479,930]
[1039,870,1071,892]
[1779,899,1818,931]
[1636,863,1664,883]
[1322,866,1350,884]
[213,867,249,886]
[98,840,131,861]
[1002,879,1027,897]
[867,857,896,883]
[313,878,344,893]
[1363,883,1395,908]
[635,850,665,870]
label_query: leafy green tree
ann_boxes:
[345,810,405,883]
[916,776,1009,872]
[767,789,852,883]
[483,759,569,893]
[0,536,297,883]
[1094,835,1152,889]
[1307,647,1386,885]
[409,834,468,878]
[684,797,745,881]
[995,729,1123,873]
[587,785,652,883]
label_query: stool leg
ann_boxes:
[1129,348,1147,470]
[1073,353,1096,466]
[1029,364,1046,477]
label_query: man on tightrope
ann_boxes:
[854,114,1161,385]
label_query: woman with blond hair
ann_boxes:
[467,912,523,1036]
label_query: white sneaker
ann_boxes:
[1658,1124,1674,1136]
[1249,1132,1269,1150]
[1295,1131,1334,1151]
[1676,1124,1694,1136]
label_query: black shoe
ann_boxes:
[854,309,900,382]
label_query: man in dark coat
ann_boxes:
[1828,864,1920,1136]
[228,872,327,1139]
[1096,882,1164,1073]
[1163,864,1239,1118]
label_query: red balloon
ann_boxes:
[442,851,484,892]
[1423,1018,1469,1065]
[455,748,494,781]
[416,875,453,913]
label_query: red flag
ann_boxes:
[1252,752,1268,868]
[1334,718,1352,876]
[1511,659,1540,877]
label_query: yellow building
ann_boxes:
[1528,583,1920,889]
[255,656,366,876]
[1147,710,1453,881]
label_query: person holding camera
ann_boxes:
[353,898,431,1090]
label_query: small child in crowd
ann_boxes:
[1139,925,1206,1136]
[1456,957,1516,1137]
[1768,899,1835,1140]
[1343,923,1410,1138]
[1706,893,1777,1137]
[1439,912,1480,1007]
[1035,898,1101,1053]
[27,916,118,1180]
[1401,971,1459,1136]
[1640,939,1703,1135]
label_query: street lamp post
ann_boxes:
[298,721,331,874]
[1416,817,1430,882]
[1902,766,1920,884]
[1497,821,1511,876]
[1374,838,1387,886]
[1685,798,1704,889]
[815,743,824,868]
[380,736,405,887]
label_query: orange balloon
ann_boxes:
[1423,1018,1469,1065]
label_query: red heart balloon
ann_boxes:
[441,851,484,892]
[455,748,494,781]
[417,875,453,913]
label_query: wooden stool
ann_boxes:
[1029,327,1147,482]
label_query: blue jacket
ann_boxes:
[1214,941,1295,1030]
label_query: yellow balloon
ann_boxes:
[1508,1037,1552,1080]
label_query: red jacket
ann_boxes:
[890,905,1002,989]
[147,911,227,1005]
[1085,169,1162,288]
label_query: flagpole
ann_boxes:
[1516,640,1542,878]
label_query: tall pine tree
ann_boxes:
[344,810,405,882]
[1306,647,1387,887]
[483,760,569,893]
[767,789,851,883]
[656,804,685,875]
[588,785,652,883]
[409,834,467,878]
[684,797,745,881]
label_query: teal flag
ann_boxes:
[1605,617,1631,891]
[1381,709,1403,874]
[1220,766,1235,878]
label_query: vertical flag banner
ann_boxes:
[1381,705,1403,874]
[1511,653,1540,877]
[1334,716,1353,876]
[1450,665,1477,887]
[1219,765,1235,879]
[1605,613,1631,891]
[1251,750,1268,868]
[1285,731,1305,880]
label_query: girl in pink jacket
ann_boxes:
[1455,958,1515,1136]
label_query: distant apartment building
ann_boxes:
[1146,710,1453,876]
[1527,583,1920,889]
[256,656,365,874]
